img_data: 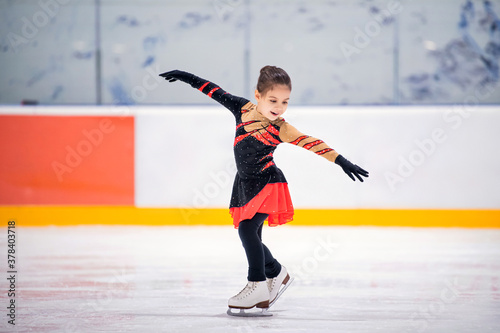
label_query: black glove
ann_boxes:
[335,155,369,182]
[159,70,186,83]
[159,70,206,88]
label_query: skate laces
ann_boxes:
[235,282,257,299]
[267,277,276,291]
[267,268,287,293]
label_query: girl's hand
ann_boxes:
[159,70,180,82]
[335,155,369,182]
[159,70,199,87]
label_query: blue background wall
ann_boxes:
[1,0,499,105]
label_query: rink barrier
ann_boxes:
[2,107,500,212]
[1,207,499,228]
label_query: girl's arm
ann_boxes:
[279,121,369,182]
[159,70,249,115]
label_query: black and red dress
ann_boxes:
[162,71,338,228]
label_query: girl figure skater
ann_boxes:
[160,66,369,315]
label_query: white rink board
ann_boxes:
[135,105,500,209]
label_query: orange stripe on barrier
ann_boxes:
[1,207,499,228]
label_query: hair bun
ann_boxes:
[260,65,275,74]
[257,65,292,95]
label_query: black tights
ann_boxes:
[238,213,281,282]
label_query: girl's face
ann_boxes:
[255,84,291,121]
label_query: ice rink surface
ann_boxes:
[2,225,500,333]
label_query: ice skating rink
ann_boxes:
[4,225,499,333]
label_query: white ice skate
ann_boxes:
[227,281,272,317]
[267,266,294,308]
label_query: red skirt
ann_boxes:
[229,182,294,229]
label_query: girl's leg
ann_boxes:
[238,213,281,281]
[256,222,282,279]
[238,213,267,281]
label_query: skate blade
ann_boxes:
[269,277,295,308]
[227,307,273,317]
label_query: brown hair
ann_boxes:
[256,65,292,95]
